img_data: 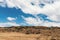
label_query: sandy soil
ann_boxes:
[0,32,52,40]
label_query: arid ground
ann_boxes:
[0,32,59,40]
[0,26,60,40]
[0,32,51,40]
[0,32,47,40]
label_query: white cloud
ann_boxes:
[0,17,20,27]
[0,22,20,27]
[7,17,17,21]
[5,0,16,8]
[0,0,60,26]
[22,16,60,27]
[2,0,60,21]
[22,17,42,26]
[42,21,60,27]
[0,0,4,2]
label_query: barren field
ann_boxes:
[0,26,60,40]
[0,32,59,40]
[0,32,51,40]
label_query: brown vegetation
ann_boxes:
[0,26,60,40]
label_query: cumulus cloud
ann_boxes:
[0,0,60,26]
[7,17,17,21]
[0,22,20,27]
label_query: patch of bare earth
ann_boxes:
[0,26,60,40]
[0,32,38,40]
[0,32,59,40]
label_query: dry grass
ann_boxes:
[0,32,51,40]
[0,32,59,40]
[0,26,60,40]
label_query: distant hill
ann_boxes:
[0,26,60,36]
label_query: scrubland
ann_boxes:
[0,26,60,40]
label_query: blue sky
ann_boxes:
[0,7,23,22]
[0,6,36,26]
[0,0,60,27]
